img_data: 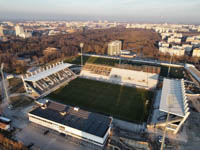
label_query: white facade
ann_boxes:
[159,47,185,56]
[192,48,200,57]
[168,37,182,44]
[80,67,159,89]
[0,26,4,36]
[28,114,111,147]
[15,25,32,38]
[107,40,122,56]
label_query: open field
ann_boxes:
[48,78,153,123]
[65,56,185,79]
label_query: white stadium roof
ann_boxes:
[24,63,72,82]
[159,78,187,117]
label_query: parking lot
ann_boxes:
[15,123,100,150]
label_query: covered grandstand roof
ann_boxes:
[24,63,72,82]
[159,78,188,117]
[29,101,112,137]
[185,64,200,83]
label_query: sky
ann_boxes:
[0,0,200,24]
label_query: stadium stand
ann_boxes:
[83,64,112,76]
[81,63,159,89]
[22,61,77,99]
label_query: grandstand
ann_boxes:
[22,61,77,99]
[80,63,159,89]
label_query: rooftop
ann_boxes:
[159,78,188,117]
[29,100,112,137]
[24,62,72,82]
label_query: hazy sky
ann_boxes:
[0,0,200,24]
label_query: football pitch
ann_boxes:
[48,78,154,123]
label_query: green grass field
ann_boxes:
[48,78,153,123]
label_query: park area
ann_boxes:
[48,78,154,123]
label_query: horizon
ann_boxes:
[0,0,200,24]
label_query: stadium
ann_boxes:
[21,57,190,148]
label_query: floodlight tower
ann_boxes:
[80,43,84,66]
[167,54,173,78]
[1,63,9,101]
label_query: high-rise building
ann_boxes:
[107,40,122,56]
[15,25,32,38]
[15,25,25,36]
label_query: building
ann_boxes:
[0,26,4,36]
[15,25,24,36]
[167,37,182,44]
[107,40,122,56]
[182,44,193,53]
[120,50,137,58]
[15,25,32,38]
[149,79,190,134]
[28,100,112,147]
[159,47,185,56]
[21,61,77,99]
[185,64,200,85]
[159,79,190,134]
[0,116,11,131]
[192,48,200,57]
[158,41,170,48]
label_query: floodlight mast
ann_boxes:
[1,63,10,110]
[167,54,173,78]
[80,43,84,66]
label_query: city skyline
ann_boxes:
[0,0,200,24]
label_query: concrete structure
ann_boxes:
[159,79,190,134]
[21,61,77,99]
[0,26,4,36]
[192,48,200,57]
[0,116,11,131]
[168,37,182,44]
[80,64,159,89]
[185,64,200,84]
[15,25,32,38]
[28,100,112,147]
[182,44,193,53]
[107,40,122,56]
[120,50,136,58]
[159,47,185,56]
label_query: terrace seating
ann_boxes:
[83,64,112,76]
[24,67,76,97]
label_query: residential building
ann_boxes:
[0,26,4,36]
[107,40,122,56]
[192,48,200,57]
[15,25,32,38]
